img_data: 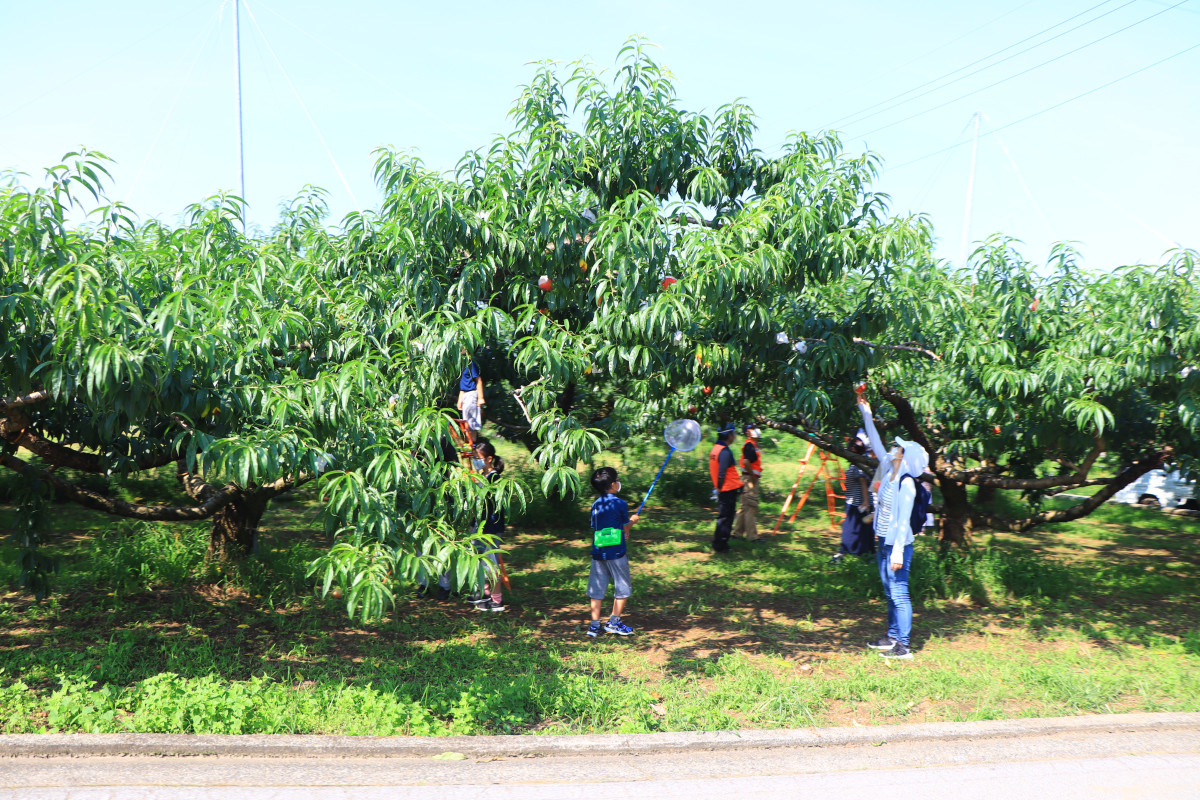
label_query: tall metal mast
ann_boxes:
[234,0,246,212]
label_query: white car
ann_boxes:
[1110,469,1197,509]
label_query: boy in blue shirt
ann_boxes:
[587,467,639,637]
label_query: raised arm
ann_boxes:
[857,399,889,462]
[888,476,917,568]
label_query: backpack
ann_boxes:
[903,475,933,535]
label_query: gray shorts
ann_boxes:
[460,391,482,431]
[588,556,632,600]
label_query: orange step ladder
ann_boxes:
[772,444,848,534]
[449,417,511,591]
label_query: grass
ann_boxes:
[1,430,1198,735]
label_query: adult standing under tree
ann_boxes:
[833,432,875,561]
[732,424,764,543]
[709,423,743,553]
[857,395,928,660]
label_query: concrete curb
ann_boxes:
[3,712,1199,759]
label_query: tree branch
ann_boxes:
[1044,479,1111,496]
[881,388,1112,491]
[0,452,239,521]
[757,417,876,470]
[878,387,939,457]
[934,437,1107,490]
[972,448,1171,532]
[674,213,722,230]
[510,378,545,424]
[2,409,180,474]
[853,338,941,361]
[0,389,49,410]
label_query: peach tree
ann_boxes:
[755,238,1200,545]
[1,43,930,619]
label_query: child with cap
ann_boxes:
[586,467,640,637]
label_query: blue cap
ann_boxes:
[717,422,737,436]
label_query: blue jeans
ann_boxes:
[877,537,914,646]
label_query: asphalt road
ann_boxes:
[4,725,1199,799]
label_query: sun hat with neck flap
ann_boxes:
[890,436,929,480]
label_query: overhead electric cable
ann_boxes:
[886,41,1200,171]
[254,0,477,148]
[238,0,362,211]
[911,117,974,207]
[994,134,1056,239]
[0,2,214,125]
[795,0,1038,128]
[123,5,224,205]
[832,0,1139,131]
[850,0,1190,140]
[1147,0,1200,12]
[825,0,1125,129]
[896,0,1041,66]
[1061,171,1181,248]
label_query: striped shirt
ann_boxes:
[845,464,867,508]
[874,475,895,537]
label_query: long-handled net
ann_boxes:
[636,419,703,515]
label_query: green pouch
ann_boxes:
[592,527,623,548]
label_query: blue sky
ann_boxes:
[2,0,1197,269]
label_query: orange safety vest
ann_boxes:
[710,442,744,492]
[740,441,763,476]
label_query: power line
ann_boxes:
[886,41,1200,172]
[797,0,1039,127]
[895,0,1042,67]
[824,0,1125,129]
[0,2,214,125]
[850,0,1191,140]
[123,7,224,206]
[911,116,975,207]
[238,0,361,212]
[831,0,1139,131]
[995,133,1056,239]
[253,0,477,148]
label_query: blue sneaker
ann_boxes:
[587,621,602,638]
[604,617,634,636]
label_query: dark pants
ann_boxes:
[713,489,739,552]
[839,505,875,556]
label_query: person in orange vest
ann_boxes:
[732,423,764,543]
[709,422,743,553]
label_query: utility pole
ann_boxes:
[958,111,981,267]
[234,0,246,216]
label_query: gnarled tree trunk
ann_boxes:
[937,477,974,550]
[207,488,271,561]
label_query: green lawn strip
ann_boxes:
[3,622,1196,735]
[2,436,1198,735]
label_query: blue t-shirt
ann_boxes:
[590,493,629,560]
[459,362,480,392]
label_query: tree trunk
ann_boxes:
[975,484,997,507]
[208,489,270,561]
[937,477,974,550]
